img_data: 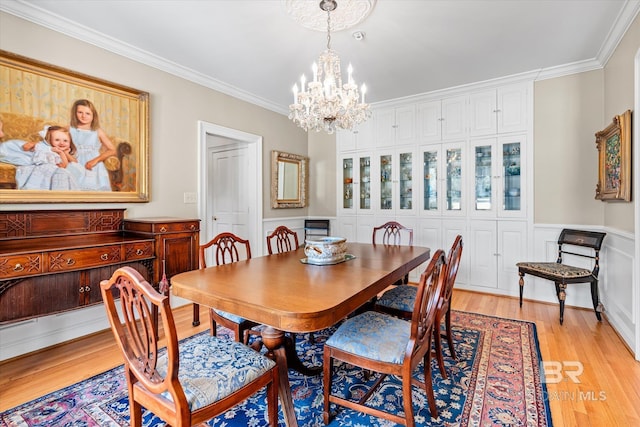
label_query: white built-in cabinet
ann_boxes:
[417,95,467,141]
[337,120,374,152]
[469,84,529,136]
[375,105,416,147]
[336,80,533,296]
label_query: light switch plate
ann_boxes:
[183,192,197,204]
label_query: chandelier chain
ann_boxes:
[326,9,331,50]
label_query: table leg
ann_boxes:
[286,333,322,376]
[261,326,299,427]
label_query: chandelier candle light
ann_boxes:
[289,0,371,134]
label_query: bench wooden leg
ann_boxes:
[557,283,567,325]
[590,279,603,321]
[518,273,525,307]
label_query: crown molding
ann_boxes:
[0,0,288,115]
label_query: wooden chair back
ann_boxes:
[266,225,299,255]
[557,229,606,275]
[441,235,463,306]
[410,249,447,360]
[200,232,252,268]
[372,221,414,246]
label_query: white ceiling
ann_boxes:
[2,0,639,115]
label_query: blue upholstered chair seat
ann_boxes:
[325,311,410,364]
[157,335,276,411]
[516,262,591,278]
[213,309,246,324]
[376,285,418,313]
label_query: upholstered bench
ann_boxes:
[517,229,606,325]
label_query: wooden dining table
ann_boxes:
[170,242,430,427]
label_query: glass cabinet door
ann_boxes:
[423,149,438,211]
[359,156,371,210]
[342,157,354,209]
[446,147,462,212]
[399,152,413,211]
[474,144,493,211]
[379,154,393,210]
[502,142,521,211]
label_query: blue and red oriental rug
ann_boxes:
[1,310,552,426]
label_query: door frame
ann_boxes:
[198,121,263,255]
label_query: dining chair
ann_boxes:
[375,235,464,379]
[201,232,260,344]
[372,221,414,288]
[266,225,299,255]
[323,250,447,426]
[100,266,279,427]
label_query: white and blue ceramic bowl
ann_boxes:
[304,237,347,264]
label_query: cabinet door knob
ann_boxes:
[136,249,143,255]
[160,226,167,232]
[189,225,196,230]
[67,258,76,265]
[14,263,24,271]
[100,254,108,261]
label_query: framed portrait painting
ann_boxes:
[0,50,149,203]
[595,109,632,202]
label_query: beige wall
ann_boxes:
[0,12,308,220]
[533,71,605,226]
[308,131,337,217]
[603,13,639,233]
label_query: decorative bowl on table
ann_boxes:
[304,237,347,264]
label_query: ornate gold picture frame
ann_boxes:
[0,50,149,203]
[271,150,308,208]
[595,109,632,202]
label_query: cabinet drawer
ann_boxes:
[124,219,200,234]
[156,222,198,233]
[125,241,154,260]
[0,254,44,279]
[48,245,122,272]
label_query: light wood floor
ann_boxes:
[1,291,639,426]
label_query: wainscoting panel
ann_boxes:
[600,229,635,353]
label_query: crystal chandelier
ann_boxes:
[288,0,371,134]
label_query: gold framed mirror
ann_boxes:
[271,150,308,208]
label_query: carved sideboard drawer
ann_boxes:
[123,218,200,234]
[0,254,44,279]
[125,241,154,260]
[47,245,122,272]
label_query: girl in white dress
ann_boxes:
[69,99,116,191]
[7,125,79,190]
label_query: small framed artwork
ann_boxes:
[0,50,149,203]
[595,109,632,202]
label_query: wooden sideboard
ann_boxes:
[0,210,199,325]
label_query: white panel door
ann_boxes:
[497,84,528,133]
[497,221,527,293]
[469,90,497,136]
[209,147,250,241]
[467,220,498,288]
[441,95,467,140]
